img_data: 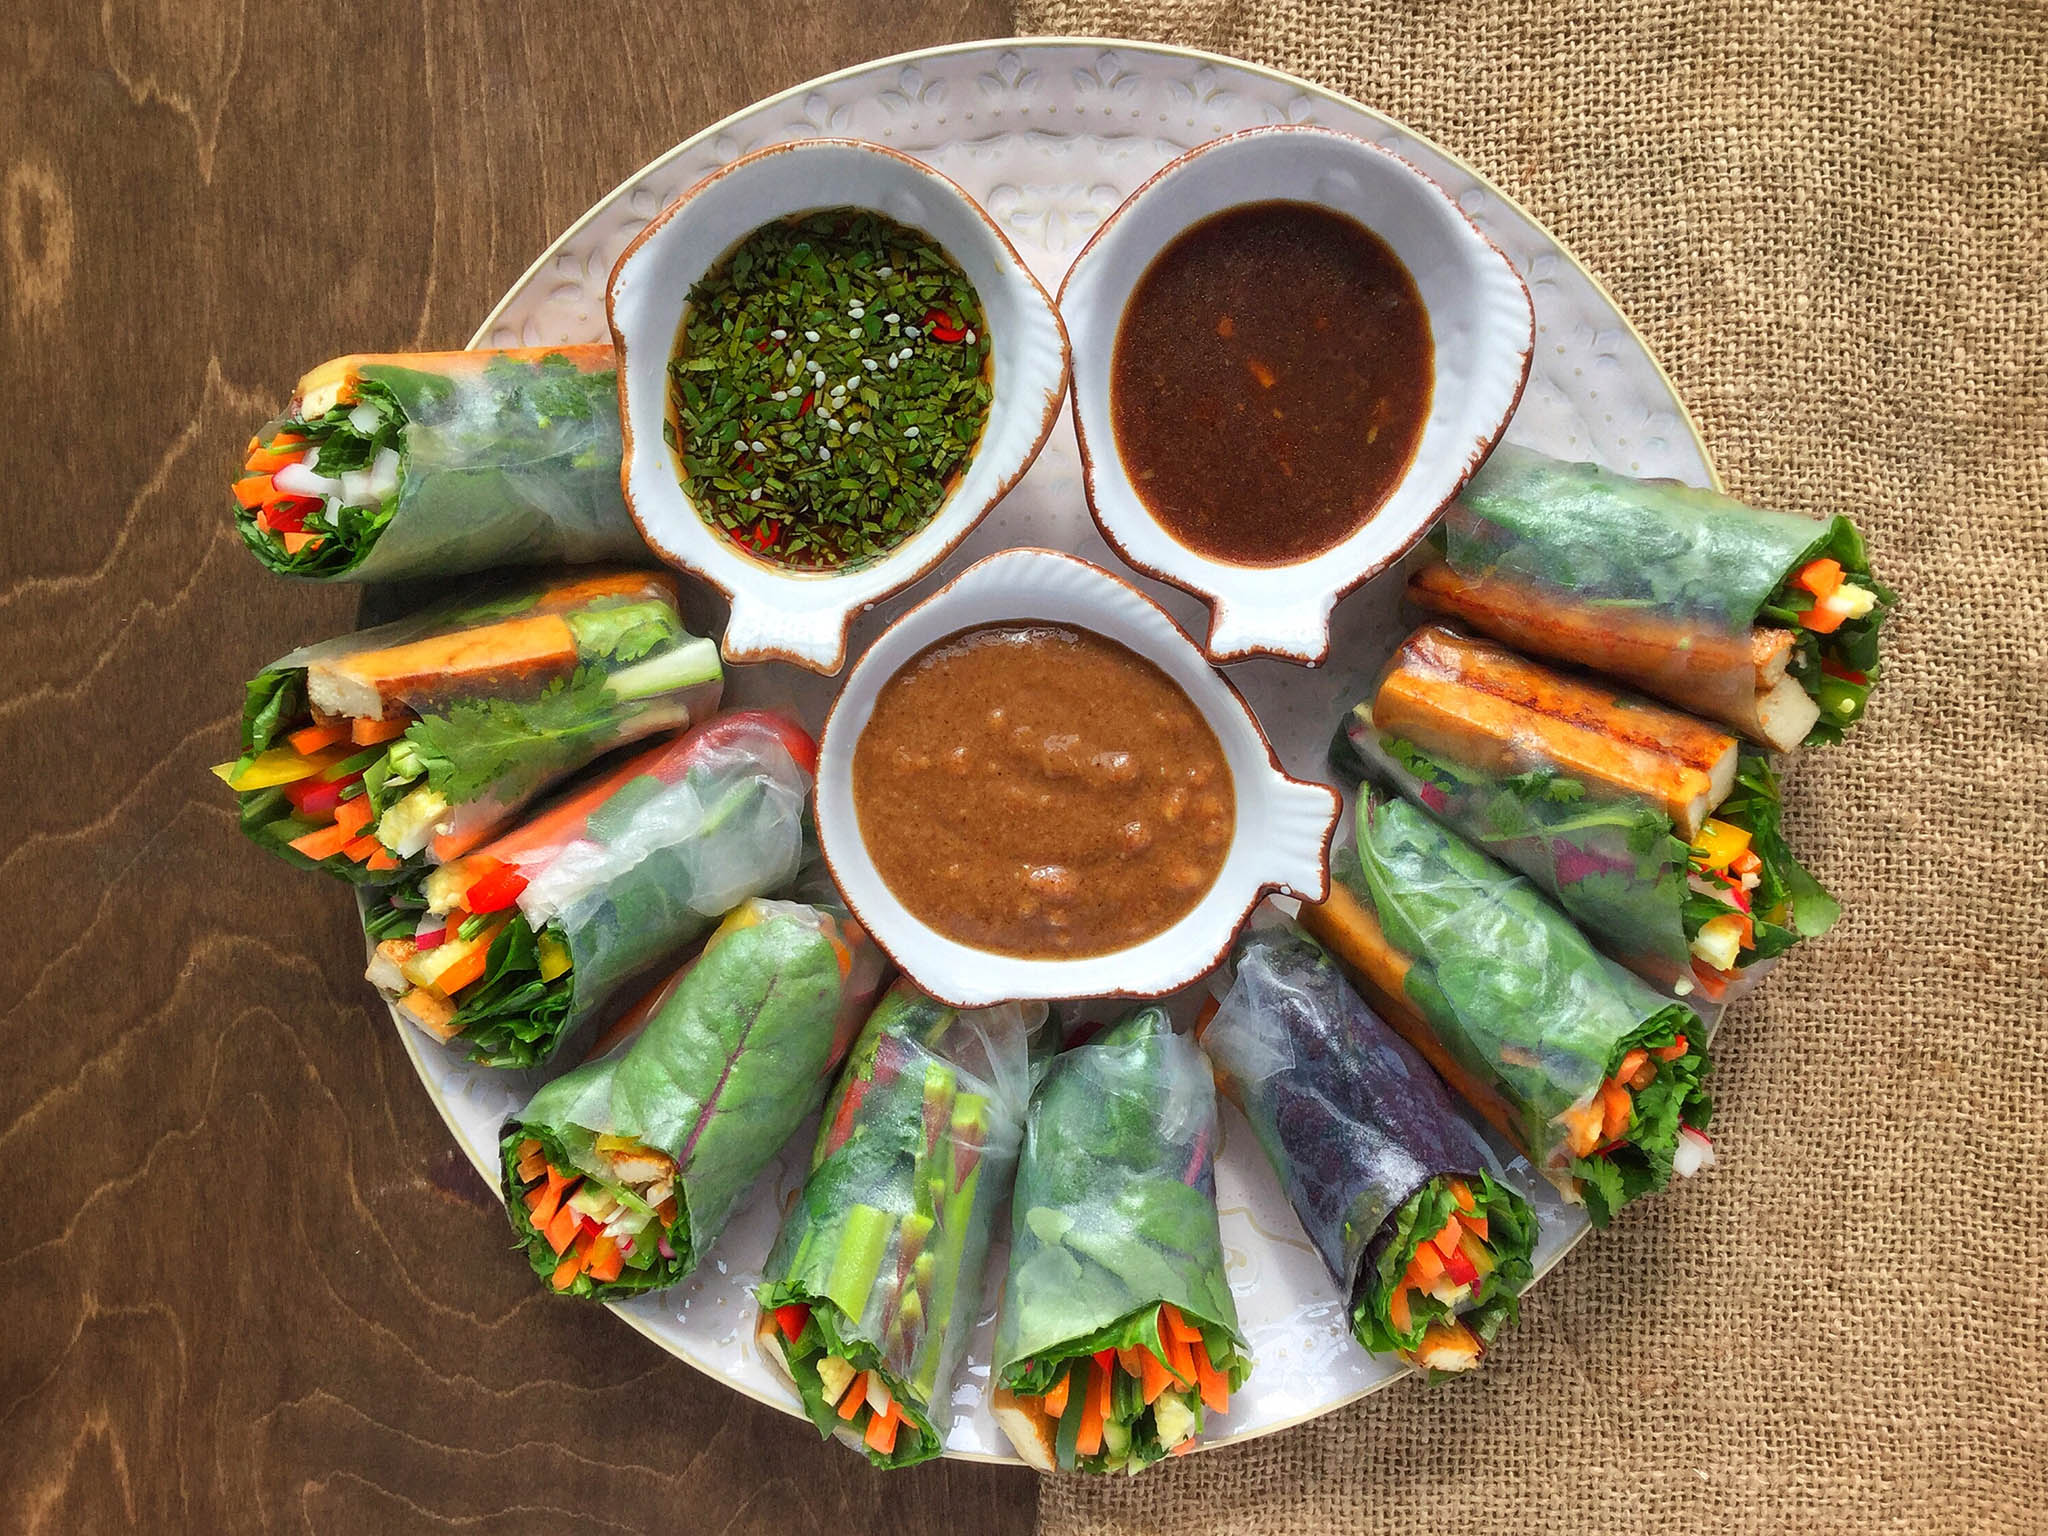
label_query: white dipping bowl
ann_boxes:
[1062,124,1534,665]
[815,548,1340,1007]
[608,139,1070,675]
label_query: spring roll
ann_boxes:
[990,1006,1251,1474]
[213,570,722,883]
[499,899,883,1300]
[1299,789,1716,1226]
[1339,625,1840,1000]
[1201,925,1536,1376]
[232,346,645,581]
[1409,443,1894,748]
[362,711,815,1066]
[756,983,1048,1468]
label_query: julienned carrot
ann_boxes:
[1040,1369,1071,1419]
[341,833,382,864]
[245,439,305,474]
[1139,1348,1173,1405]
[1795,558,1844,599]
[1598,1079,1633,1143]
[333,796,375,837]
[1161,1303,1203,1345]
[365,847,400,873]
[233,475,274,509]
[863,1402,899,1455]
[287,722,349,755]
[431,928,502,997]
[288,822,359,861]
[1075,1362,1108,1457]
[1459,1207,1490,1242]
[1388,1284,1413,1333]
[1448,1179,1475,1214]
[529,1168,573,1231]
[551,1231,594,1291]
[1192,1342,1229,1415]
[1408,1240,1445,1289]
[544,1202,580,1256]
[1654,1036,1690,1062]
[586,1236,624,1283]
[459,745,664,870]
[1159,1323,1197,1387]
[837,1373,867,1422]
[351,714,410,746]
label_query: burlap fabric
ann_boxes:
[1016,5,2048,1532]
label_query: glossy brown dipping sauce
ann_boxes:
[851,624,1235,959]
[1110,201,1433,566]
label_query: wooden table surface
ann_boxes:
[2,5,1042,1531]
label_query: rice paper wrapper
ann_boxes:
[515,715,812,1027]
[759,983,1048,1453]
[993,1006,1242,1381]
[241,570,722,860]
[1431,443,1870,722]
[1345,789,1703,1185]
[1204,924,1506,1305]
[265,347,645,582]
[505,899,884,1272]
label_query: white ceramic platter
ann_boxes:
[387,37,1717,1463]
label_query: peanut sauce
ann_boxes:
[851,624,1234,958]
[1110,201,1433,566]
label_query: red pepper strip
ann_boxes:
[923,308,966,343]
[264,496,322,534]
[283,772,362,817]
[464,865,529,913]
[1821,659,1869,684]
[798,390,814,418]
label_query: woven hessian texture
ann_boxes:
[1016,5,2048,1533]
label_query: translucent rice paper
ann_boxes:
[1344,790,1702,1192]
[1420,442,1871,732]
[993,1005,1242,1381]
[504,900,885,1278]
[759,983,1049,1455]
[1204,924,1508,1309]
[276,347,646,582]
[509,714,812,1033]
[247,570,722,859]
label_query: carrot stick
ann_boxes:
[352,715,410,746]
[1161,1303,1203,1345]
[279,532,322,555]
[1407,1240,1445,1290]
[287,722,349,755]
[1139,1348,1173,1405]
[1075,1362,1108,1457]
[1040,1367,1071,1419]
[549,1248,587,1291]
[1388,1284,1413,1334]
[340,833,382,863]
[431,937,496,997]
[1654,1036,1690,1062]
[1599,1079,1634,1143]
[333,796,375,837]
[288,822,358,861]
[233,475,274,509]
[863,1403,899,1456]
[837,1373,867,1421]
[544,1203,580,1256]
[365,847,400,873]
[585,1236,623,1283]
[459,743,670,869]
[1159,1325,1197,1387]
[245,441,306,474]
[1192,1343,1229,1416]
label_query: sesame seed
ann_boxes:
[770,328,787,340]
[848,305,865,318]
[804,330,820,342]
[771,390,787,401]
[864,358,880,371]
[875,265,891,277]
[749,487,762,501]
[819,446,831,462]
[904,425,920,438]
[903,327,920,340]
[883,312,900,324]
[964,329,976,345]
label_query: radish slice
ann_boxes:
[414,924,448,950]
[1673,1126,1717,1178]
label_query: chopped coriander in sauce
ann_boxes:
[666,209,992,570]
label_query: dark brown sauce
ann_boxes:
[1109,201,1433,566]
[851,624,1234,959]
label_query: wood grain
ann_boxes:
[0,4,1033,1532]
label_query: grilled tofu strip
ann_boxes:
[306,612,581,720]
[1407,560,1817,750]
[1372,626,1739,838]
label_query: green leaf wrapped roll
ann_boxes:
[499,899,883,1299]
[990,1006,1251,1473]
[756,983,1047,1468]
[233,346,645,581]
[1409,443,1893,748]
[1300,788,1715,1226]
[1338,624,1839,999]
[213,570,722,884]
[362,711,815,1067]
[1203,925,1535,1375]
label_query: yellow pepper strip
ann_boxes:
[537,932,573,982]
[1690,817,1753,873]
[211,742,355,791]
